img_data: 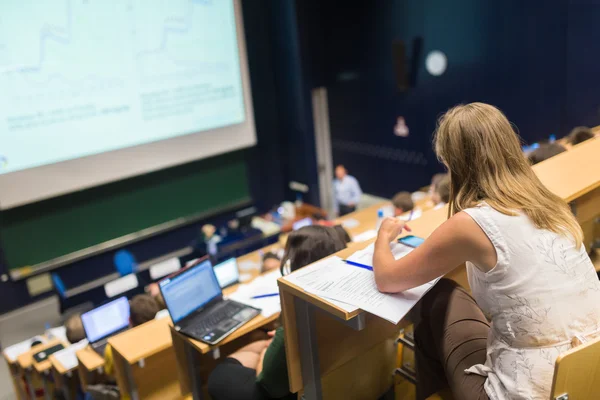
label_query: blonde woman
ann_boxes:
[373,103,600,400]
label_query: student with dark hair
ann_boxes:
[261,252,281,272]
[528,142,567,165]
[208,226,346,400]
[129,295,161,326]
[333,224,352,244]
[392,191,415,217]
[568,126,595,146]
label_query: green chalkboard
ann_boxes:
[1,151,249,270]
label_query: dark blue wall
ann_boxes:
[297,0,600,198]
[565,0,600,129]
[245,0,321,207]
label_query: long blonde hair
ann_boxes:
[433,102,583,248]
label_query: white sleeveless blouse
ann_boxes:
[463,204,600,400]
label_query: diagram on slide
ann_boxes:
[0,0,245,174]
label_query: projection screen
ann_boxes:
[0,0,256,209]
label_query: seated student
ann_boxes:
[373,103,600,400]
[428,173,448,197]
[261,252,281,272]
[392,191,415,217]
[207,226,346,400]
[568,126,595,146]
[103,294,160,378]
[145,282,167,310]
[528,142,567,165]
[65,313,86,344]
[431,174,450,210]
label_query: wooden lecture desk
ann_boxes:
[534,137,600,252]
[277,138,600,399]
[16,338,67,400]
[108,317,182,400]
[169,272,281,400]
[2,340,40,400]
[277,207,447,400]
[76,346,105,392]
[168,201,420,400]
[49,350,81,400]
[335,202,389,238]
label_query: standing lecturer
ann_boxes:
[333,165,362,216]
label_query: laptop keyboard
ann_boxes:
[188,302,246,336]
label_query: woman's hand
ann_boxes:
[377,217,410,243]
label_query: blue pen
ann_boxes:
[343,259,373,271]
[251,293,279,299]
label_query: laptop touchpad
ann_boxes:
[218,320,238,331]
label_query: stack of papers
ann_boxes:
[347,242,413,267]
[52,340,89,370]
[46,326,68,343]
[283,247,439,324]
[283,257,359,313]
[155,309,170,320]
[352,230,377,243]
[341,218,359,229]
[3,336,47,362]
[228,270,282,318]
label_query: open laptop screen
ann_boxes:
[160,259,222,324]
[214,258,239,288]
[81,297,130,343]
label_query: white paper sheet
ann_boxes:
[46,326,68,343]
[53,340,89,370]
[149,257,181,280]
[104,274,139,298]
[282,257,359,313]
[284,255,438,323]
[411,191,428,202]
[341,218,359,229]
[238,260,261,273]
[227,270,283,318]
[352,229,377,243]
[307,265,435,324]
[155,309,170,320]
[3,336,47,362]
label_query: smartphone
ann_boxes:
[398,235,424,248]
[33,343,65,363]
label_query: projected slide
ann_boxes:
[0,0,245,174]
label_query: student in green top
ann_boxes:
[207,225,347,400]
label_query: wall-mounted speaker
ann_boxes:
[392,37,423,92]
